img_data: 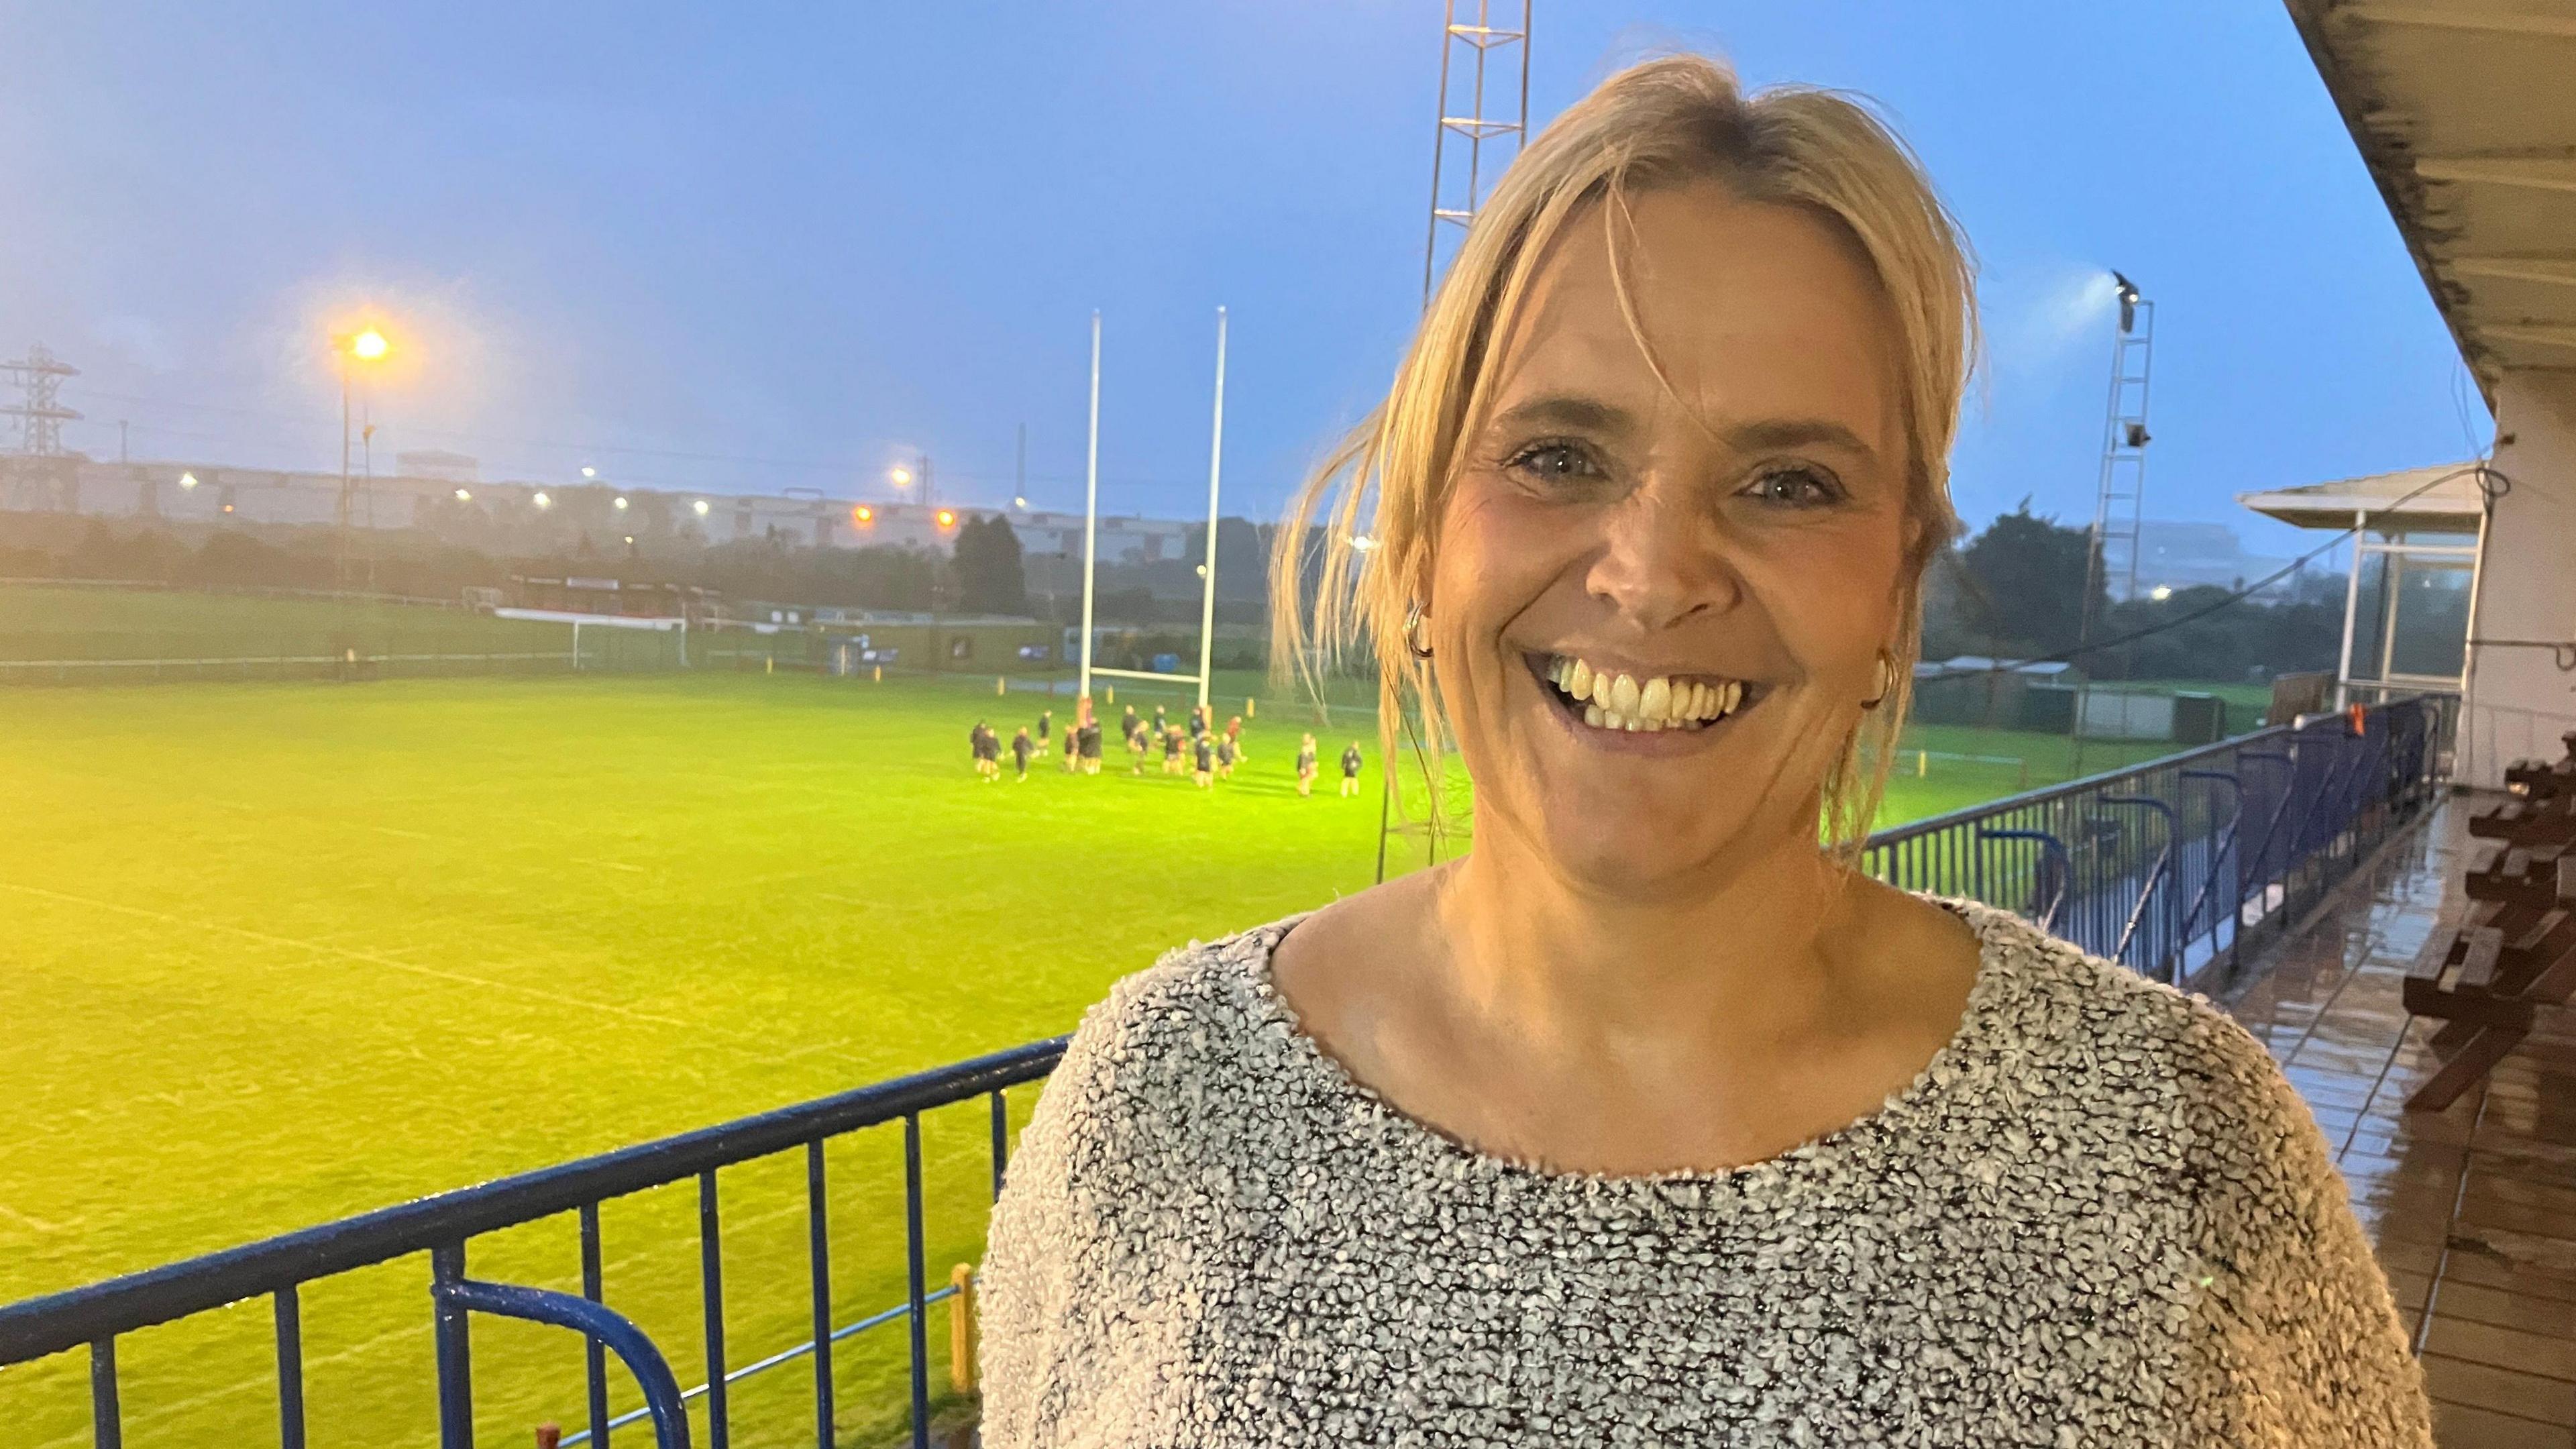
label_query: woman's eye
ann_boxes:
[1505,441,1603,484]
[1742,464,1844,508]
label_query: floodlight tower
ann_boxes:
[1422,0,1532,306]
[2071,272,2155,773]
[1380,1,1532,882]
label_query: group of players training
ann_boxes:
[967,698,1364,797]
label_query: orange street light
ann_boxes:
[935,508,957,529]
[853,504,875,524]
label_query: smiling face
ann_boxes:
[1427,180,1917,895]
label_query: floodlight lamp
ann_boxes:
[533,491,551,508]
[1014,496,1028,509]
[453,488,472,501]
[693,498,711,516]
[613,496,629,510]
[178,472,199,490]
[2151,584,2174,602]
[581,466,597,479]
[349,328,389,362]
[890,466,914,488]
[623,534,635,544]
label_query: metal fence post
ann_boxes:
[433,1242,474,1449]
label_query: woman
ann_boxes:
[981,56,2428,1446]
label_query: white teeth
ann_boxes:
[1546,656,1753,732]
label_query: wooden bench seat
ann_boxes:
[2400,739,2576,1112]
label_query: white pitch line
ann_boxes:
[0,881,735,1038]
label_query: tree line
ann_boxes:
[1925,500,2339,682]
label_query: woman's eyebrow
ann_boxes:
[1724,417,1878,462]
[1489,394,1635,435]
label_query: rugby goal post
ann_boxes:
[1076,307,1227,714]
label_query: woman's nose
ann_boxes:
[1585,487,1741,631]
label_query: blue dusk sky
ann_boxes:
[1,1,2488,559]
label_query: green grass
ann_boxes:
[0,583,572,661]
[0,651,2162,1447]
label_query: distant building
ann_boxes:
[394,450,480,483]
[2237,462,2484,704]
[0,454,1207,561]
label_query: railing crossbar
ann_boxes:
[559,1286,965,1449]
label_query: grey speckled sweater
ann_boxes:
[979,900,2433,1447]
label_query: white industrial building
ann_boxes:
[0,453,1197,564]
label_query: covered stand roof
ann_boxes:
[2238,462,2487,531]
[2282,1,2576,395]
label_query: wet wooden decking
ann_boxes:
[2229,796,2576,1445]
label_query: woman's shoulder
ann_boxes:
[1940,897,2320,1159]
[1038,918,1307,1145]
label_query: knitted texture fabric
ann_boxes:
[979,900,2433,1446]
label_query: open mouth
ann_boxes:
[1529,653,1764,735]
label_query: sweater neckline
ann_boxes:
[1232,896,2033,1197]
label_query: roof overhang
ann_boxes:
[2282,1,2576,402]
[2237,461,2487,530]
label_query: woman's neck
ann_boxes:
[1430,826,1854,1064]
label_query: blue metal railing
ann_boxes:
[0,696,2452,1448]
[0,1040,1064,1449]
[1862,694,2450,984]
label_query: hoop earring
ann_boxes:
[1861,653,1894,710]
[1403,601,1435,661]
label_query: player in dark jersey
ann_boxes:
[1214,735,1236,780]
[1163,725,1185,774]
[971,721,1000,782]
[1296,733,1319,797]
[1193,732,1215,788]
[1120,705,1139,746]
[1010,726,1034,781]
[1340,741,1364,797]
[1127,717,1150,775]
[1035,708,1053,757]
[1151,703,1168,740]
[1079,719,1104,775]
[1225,715,1247,763]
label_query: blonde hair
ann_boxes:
[1269,53,1977,854]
